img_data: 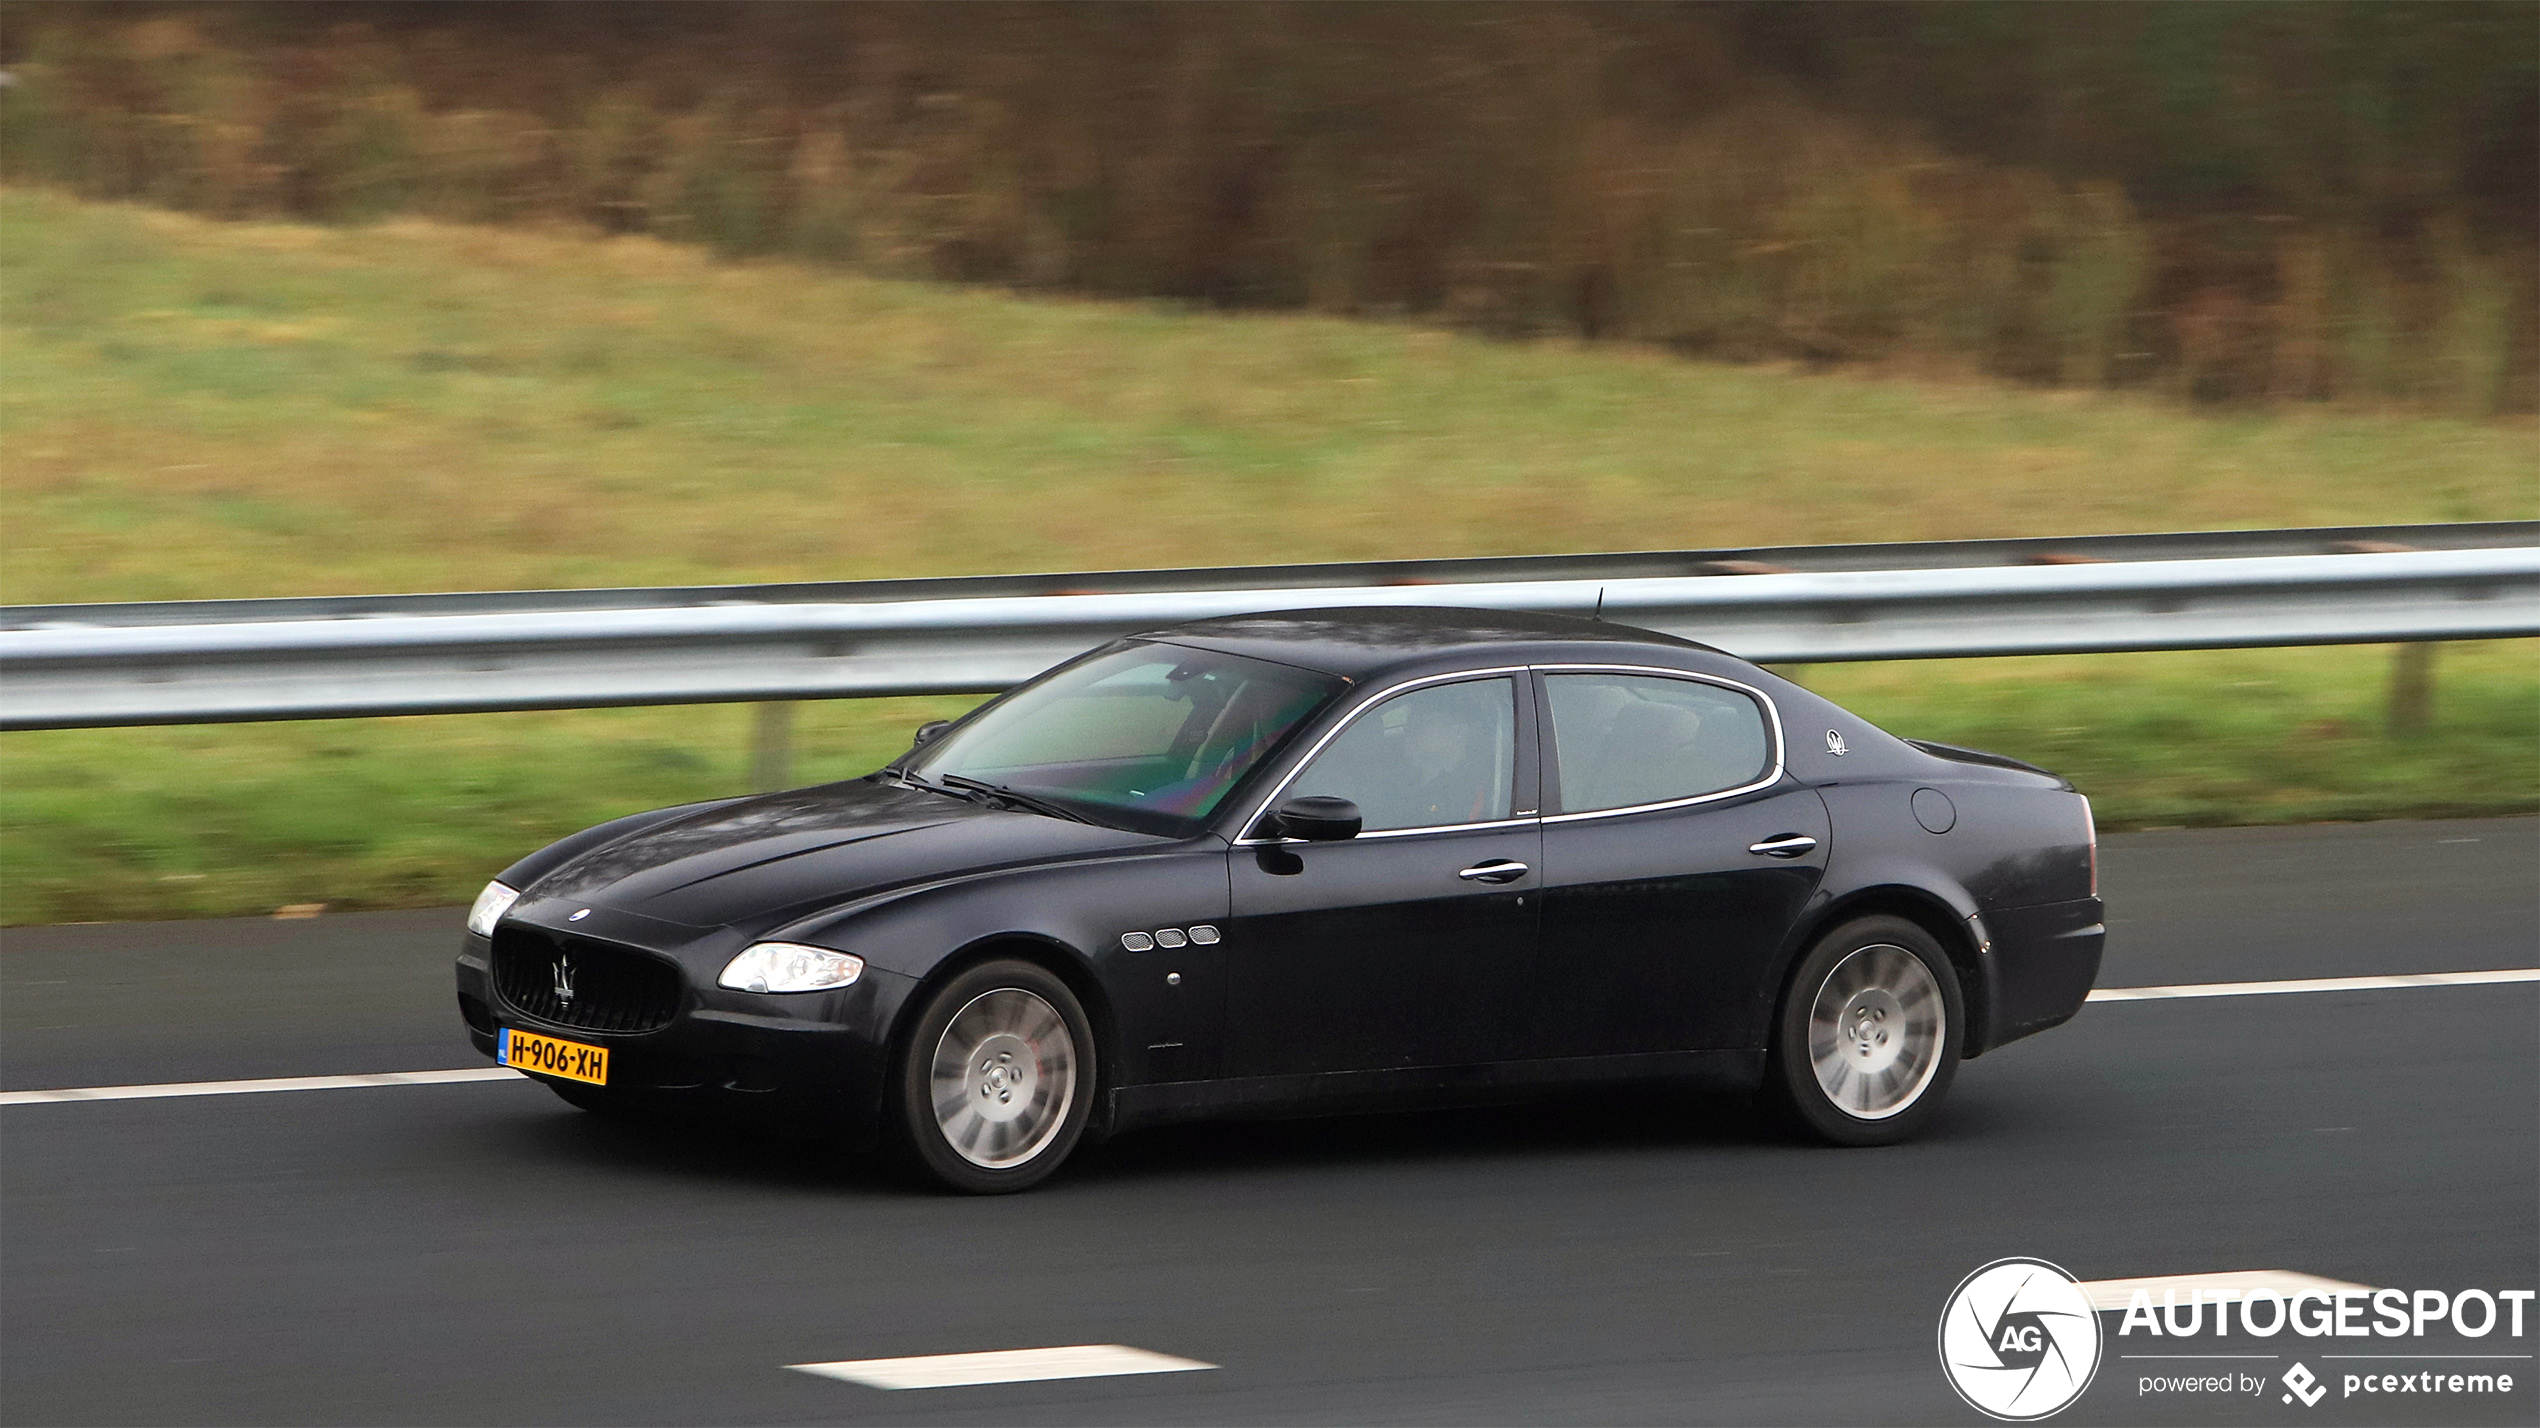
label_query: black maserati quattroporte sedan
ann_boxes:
[457,608,2102,1191]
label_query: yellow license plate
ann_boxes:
[500,1028,608,1085]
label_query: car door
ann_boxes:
[1222,672,1542,1078]
[1525,668,1830,1058]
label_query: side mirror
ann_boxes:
[1268,795,1361,842]
[911,719,953,748]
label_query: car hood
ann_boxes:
[523,779,1172,930]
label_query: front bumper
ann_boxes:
[457,934,913,1149]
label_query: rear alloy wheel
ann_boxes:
[894,959,1096,1193]
[1767,915,1963,1146]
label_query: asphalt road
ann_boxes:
[3,818,2533,1425]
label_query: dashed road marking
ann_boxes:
[2088,968,2538,1002]
[789,1345,1216,1390]
[2076,1269,2374,1312]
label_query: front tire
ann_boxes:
[1766,915,1963,1146]
[892,959,1096,1193]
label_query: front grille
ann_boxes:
[491,926,683,1034]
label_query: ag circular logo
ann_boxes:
[1938,1258,2103,1420]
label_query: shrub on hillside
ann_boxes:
[2,2,2529,411]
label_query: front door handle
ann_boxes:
[1748,834,1819,858]
[1457,859,1530,884]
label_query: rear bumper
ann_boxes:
[456,938,912,1149]
[1975,896,2104,1053]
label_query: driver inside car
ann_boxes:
[1401,708,1492,825]
[1292,678,1514,831]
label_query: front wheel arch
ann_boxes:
[885,933,1121,1139]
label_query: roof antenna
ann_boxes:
[1592,587,1607,622]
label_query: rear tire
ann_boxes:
[892,959,1096,1194]
[1765,915,1963,1146]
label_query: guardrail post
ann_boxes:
[751,702,798,791]
[2387,643,2437,737]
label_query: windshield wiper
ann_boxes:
[893,770,983,804]
[936,774,1096,825]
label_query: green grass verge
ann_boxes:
[1,189,2533,923]
[1807,642,2538,829]
[3,642,2530,925]
[0,695,978,926]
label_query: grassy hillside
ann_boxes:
[1,189,2533,923]
[7,189,2533,606]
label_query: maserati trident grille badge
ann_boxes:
[552,955,577,1006]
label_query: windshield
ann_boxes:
[904,641,1344,835]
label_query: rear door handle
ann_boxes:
[1748,834,1819,858]
[1457,859,1530,883]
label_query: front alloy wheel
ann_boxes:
[931,987,1078,1170]
[1768,915,1963,1146]
[895,959,1096,1192]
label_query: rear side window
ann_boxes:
[1545,673,1771,813]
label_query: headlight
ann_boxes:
[718,942,865,994]
[466,880,521,938]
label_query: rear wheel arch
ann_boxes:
[1782,888,1989,1058]
[1763,911,1965,1143]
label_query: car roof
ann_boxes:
[1138,605,1729,681]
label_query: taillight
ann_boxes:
[2081,796,2099,899]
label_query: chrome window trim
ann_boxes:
[1529,663,1788,824]
[1243,815,1543,847]
[1232,665,1533,846]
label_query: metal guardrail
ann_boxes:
[4,533,2535,731]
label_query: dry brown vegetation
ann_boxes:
[5,2,2533,413]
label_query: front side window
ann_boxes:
[1285,677,1517,832]
[1545,672,1771,813]
[908,642,1343,834]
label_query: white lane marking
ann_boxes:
[2089,968,2539,1002]
[6,969,2537,1106]
[0,1068,521,1106]
[2076,1270,2374,1313]
[789,1345,1216,1391]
